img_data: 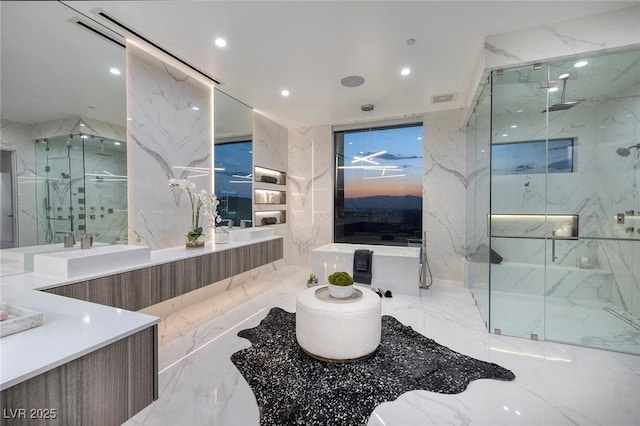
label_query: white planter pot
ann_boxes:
[328,283,354,299]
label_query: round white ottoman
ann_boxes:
[296,285,381,362]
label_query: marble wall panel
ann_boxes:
[253,113,289,173]
[484,5,640,72]
[30,115,126,142]
[287,125,333,266]
[594,92,640,316]
[126,43,213,250]
[423,109,468,284]
[252,113,290,260]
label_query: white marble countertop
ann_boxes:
[0,234,282,391]
[2,234,282,291]
[0,284,159,390]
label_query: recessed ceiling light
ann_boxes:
[191,106,200,111]
[548,87,559,93]
[114,142,121,146]
[281,89,290,97]
[517,109,524,113]
[109,67,121,75]
[406,38,416,45]
[502,134,508,137]
[401,67,411,76]
[127,117,133,121]
[510,125,517,128]
[79,123,86,127]
[215,38,227,48]
[558,73,570,80]
[574,60,588,68]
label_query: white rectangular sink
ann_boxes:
[0,242,108,274]
[33,245,151,279]
[229,227,274,241]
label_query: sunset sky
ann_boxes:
[342,125,423,199]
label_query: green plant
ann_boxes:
[169,178,221,242]
[307,273,318,284]
[328,271,354,286]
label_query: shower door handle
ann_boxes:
[551,237,558,262]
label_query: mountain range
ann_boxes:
[345,195,422,210]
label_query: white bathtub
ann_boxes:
[311,243,421,296]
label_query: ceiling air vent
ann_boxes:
[432,93,456,104]
[71,18,125,49]
[93,9,221,85]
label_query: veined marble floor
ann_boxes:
[125,266,640,426]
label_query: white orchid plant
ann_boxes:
[169,178,221,242]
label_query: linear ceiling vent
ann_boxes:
[71,18,125,49]
[93,9,221,85]
[432,93,456,104]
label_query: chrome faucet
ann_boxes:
[80,233,94,249]
[63,232,75,248]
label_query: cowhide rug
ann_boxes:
[231,307,515,425]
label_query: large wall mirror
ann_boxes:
[214,90,254,228]
[0,2,255,276]
[0,1,126,275]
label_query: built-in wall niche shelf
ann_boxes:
[255,189,286,205]
[255,210,286,227]
[491,214,579,239]
[254,166,286,186]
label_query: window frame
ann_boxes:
[333,121,424,246]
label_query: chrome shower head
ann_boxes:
[616,143,640,157]
[541,78,580,113]
[617,147,630,157]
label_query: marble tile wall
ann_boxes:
[484,5,640,72]
[283,113,469,284]
[126,43,213,250]
[423,109,468,285]
[287,125,333,266]
[595,91,640,316]
[30,115,126,143]
[252,113,291,259]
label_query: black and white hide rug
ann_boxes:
[230,307,515,426]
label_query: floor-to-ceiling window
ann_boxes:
[334,123,423,246]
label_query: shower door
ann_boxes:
[543,50,640,355]
[489,48,640,355]
[489,62,550,340]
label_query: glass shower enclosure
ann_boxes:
[467,47,640,355]
[35,134,127,245]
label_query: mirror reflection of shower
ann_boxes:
[616,143,640,157]
[35,134,127,245]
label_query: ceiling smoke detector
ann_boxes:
[361,104,374,112]
[432,93,456,104]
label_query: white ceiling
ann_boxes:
[64,0,636,128]
[3,1,637,130]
